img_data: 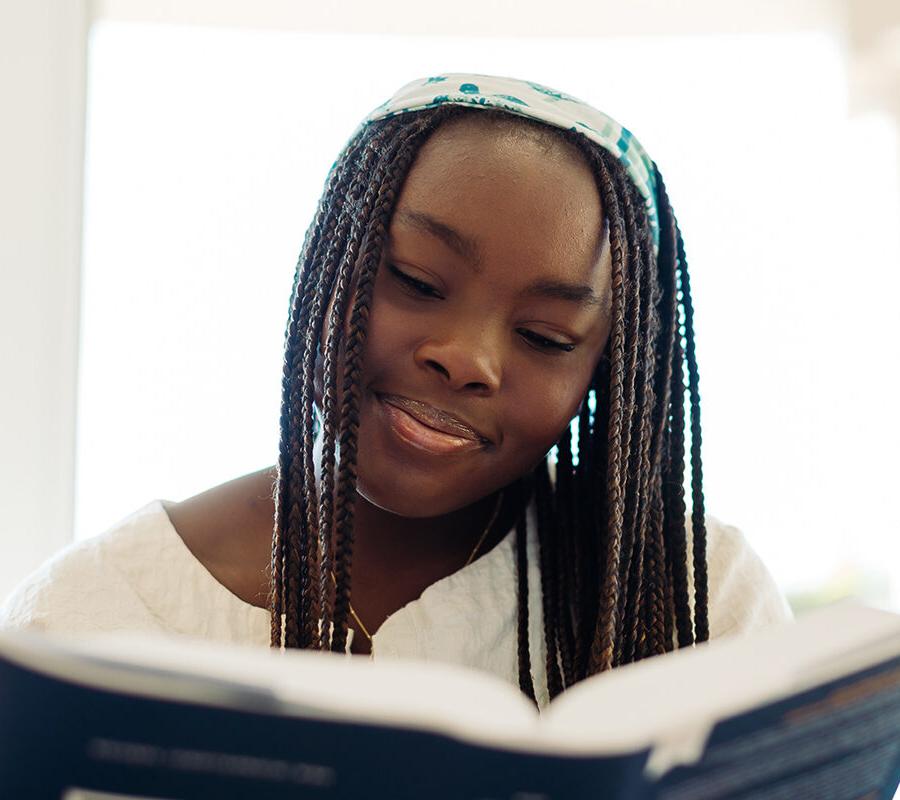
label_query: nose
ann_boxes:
[413,326,502,395]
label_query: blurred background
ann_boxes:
[1,0,898,614]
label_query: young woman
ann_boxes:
[0,74,791,708]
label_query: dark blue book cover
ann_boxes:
[1,603,898,800]
[653,654,900,800]
[0,649,650,799]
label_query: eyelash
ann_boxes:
[387,264,576,354]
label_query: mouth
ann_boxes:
[376,393,491,456]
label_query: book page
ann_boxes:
[537,602,900,765]
[651,655,900,799]
[0,628,543,750]
[3,602,896,768]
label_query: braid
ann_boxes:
[568,392,594,674]
[614,162,656,665]
[609,158,648,665]
[577,363,608,677]
[657,171,693,650]
[642,476,669,657]
[675,216,709,643]
[588,150,628,674]
[305,132,390,645]
[329,124,436,652]
[271,106,471,652]
[319,123,408,648]
[269,104,708,704]
[552,422,578,690]
[532,139,706,683]
[535,458,564,698]
[276,140,361,649]
[515,503,537,702]
[648,165,682,654]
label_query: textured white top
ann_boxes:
[0,500,792,709]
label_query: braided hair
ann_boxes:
[268,104,708,700]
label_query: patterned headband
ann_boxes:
[363,72,660,254]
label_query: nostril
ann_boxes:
[425,359,450,380]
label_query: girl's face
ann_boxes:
[354,118,613,517]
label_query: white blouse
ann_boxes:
[0,495,792,709]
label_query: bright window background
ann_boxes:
[78,21,900,611]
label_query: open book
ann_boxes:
[0,601,898,799]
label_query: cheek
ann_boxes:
[502,377,586,464]
[358,275,416,381]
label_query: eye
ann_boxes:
[517,328,577,354]
[387,263,443,299]
[387,263,575,354]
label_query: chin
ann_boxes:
[354,470,465,519]
[350,388,482,518]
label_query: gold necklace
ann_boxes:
[330,490,505,646]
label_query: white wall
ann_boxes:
[3,0,899,603]
[0,0,87,598]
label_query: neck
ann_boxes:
[349,491,504,576]
[310,431,523,576]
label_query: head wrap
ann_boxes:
[362,72,660,254]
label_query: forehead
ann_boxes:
[391,118,609,296]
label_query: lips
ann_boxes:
[377,393,490,444]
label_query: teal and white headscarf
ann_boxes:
[362,73,660,254]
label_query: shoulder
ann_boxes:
[0,483,274,643]
[0,501,175,634]
[161,467,276,610]
[688,515,794,640]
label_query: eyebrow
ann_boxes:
[521,278,607,309]
[394,209,484,269]
[392,208,608,310]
